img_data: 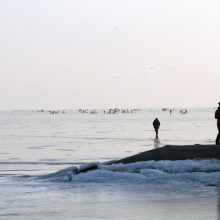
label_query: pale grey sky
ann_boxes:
[0,0,219,109]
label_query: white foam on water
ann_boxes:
[100,159,220,173]
[40,159,220,186]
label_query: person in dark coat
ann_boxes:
[215,103,220,145]
[153,118,160,139]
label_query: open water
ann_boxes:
[0,108,219,220]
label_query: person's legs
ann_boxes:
[216,124,220,145]
[155,128,158,139]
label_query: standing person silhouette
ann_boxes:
[153,118,160,139]
[215,102,220,145]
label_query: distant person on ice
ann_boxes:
[215,102,220,145]
[153,118,160,139]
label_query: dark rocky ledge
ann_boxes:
[115,144,220,164]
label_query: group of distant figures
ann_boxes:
[153,102,220,145]
[79,108,137,114]
[163,108,188,115]
[80,108,187,115]
[49,110,66,114]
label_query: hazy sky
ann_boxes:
[0,0,220,109]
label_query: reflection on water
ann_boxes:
[0,179,219,220]
[153,138,162,149]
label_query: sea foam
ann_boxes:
[40,159,220,186]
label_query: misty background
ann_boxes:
[0,0,220,109]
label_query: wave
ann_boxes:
[37,159,220,186]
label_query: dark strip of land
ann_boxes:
[39,144,220,178]
[115,144,220,164]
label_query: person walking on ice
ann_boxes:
[153,118,160,139]
[215,102,220,145]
